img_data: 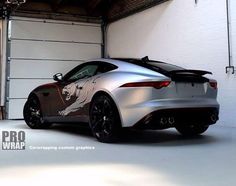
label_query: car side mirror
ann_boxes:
[53,73,63,82]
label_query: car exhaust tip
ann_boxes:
[160,117,168,125]
[168,117,175,125]
[160,117,175,126]
[210,114,217,123]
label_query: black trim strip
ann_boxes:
[168,70,212,76]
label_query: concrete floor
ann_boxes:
[0,120,235,186]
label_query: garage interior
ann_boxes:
[0,0,236,185]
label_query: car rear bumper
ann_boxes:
[133,107,219,130]
[116,97,219,127]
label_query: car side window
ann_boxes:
[65,64,98,81]
[96,62,118,74]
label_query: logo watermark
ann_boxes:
[1,130,95,151]
[29,145,95,151]
[2,131,26,150]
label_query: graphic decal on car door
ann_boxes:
[58,76,100,116]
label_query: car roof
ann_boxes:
[86,58,184,75]
[86,57,163,68]
[86,58,163,75]
[87,58,151,70]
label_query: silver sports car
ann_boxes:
[23,57,219,142]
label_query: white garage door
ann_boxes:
[231,0,236,68]
[7,17,102,119]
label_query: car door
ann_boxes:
[45,63,99,122]
[59,63,100,118]
[58,61,119,120]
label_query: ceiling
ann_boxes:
[1,0,169,23]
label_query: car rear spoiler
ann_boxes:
[168,70,212,76]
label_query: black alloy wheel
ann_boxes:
[89,94,121,143]
[23,96,51,129]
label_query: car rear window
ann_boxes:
[147,62,184,72]
[114,58,185,74]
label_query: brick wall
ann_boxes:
[107,0,236,127]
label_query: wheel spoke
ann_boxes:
[91,101,112,135]
[102,99,111,113]
[103,129,109,135]
[24,98,42,126]
[92,118,103,131]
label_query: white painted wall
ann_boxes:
[107,0,236,127]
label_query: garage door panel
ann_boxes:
[10,20,102,43]
[8,99,26,119]
[9,79,54,98]
[10,40,101,60]
[7,17,102,119]
[10,60,81,78]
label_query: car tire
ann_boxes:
[89,94,121,143]
[175,124,209,136]
[23,95,51,129]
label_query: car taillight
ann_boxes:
[209,81,217,89]
[120,81,171,89]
